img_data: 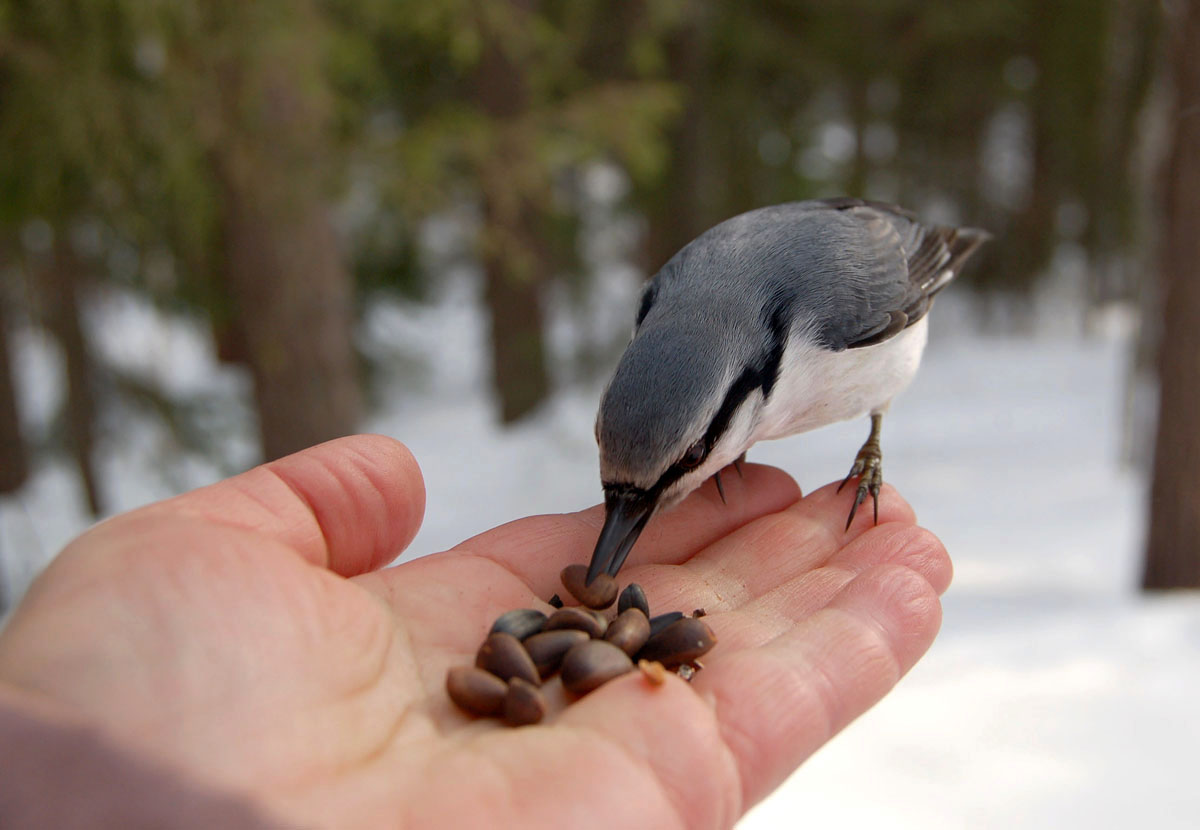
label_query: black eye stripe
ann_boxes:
[644,377,755,495]
[703,303,788,448]
[701,365,760,452]
[642,302,788,497]
[635,283,658,327]
[760,303,789,398]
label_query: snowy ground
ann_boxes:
[2,281,1197,829]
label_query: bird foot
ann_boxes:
[838,442,882,530]
[713,453,747,505]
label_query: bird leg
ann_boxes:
[713,451,749,504]
[838,412,884,530]
[732,452,746,478]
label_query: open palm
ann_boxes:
[0,435,949,829]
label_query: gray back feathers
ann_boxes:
[641,198,988,351]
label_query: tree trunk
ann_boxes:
[475,0,551,424]
[0,283,29,495]
[642,5,710,274]
[218,179,362,462]
[42,241,103,515]
[209,13,362,462]
[480,195,551,423]
[1143,0,1200,590]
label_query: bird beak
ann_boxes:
[585,488,656,584]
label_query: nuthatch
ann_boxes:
[586,198,989,584]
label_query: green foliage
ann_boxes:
[371,1,682,216]
[0,0,1161,299]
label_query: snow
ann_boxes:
[3,279,1197,830]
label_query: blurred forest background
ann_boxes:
[0,0,1195,608]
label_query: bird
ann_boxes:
[585,197,989,585]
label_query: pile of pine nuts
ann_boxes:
[446,565,717,726]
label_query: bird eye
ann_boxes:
[678,439,707,471]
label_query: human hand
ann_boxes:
[0,434,949,829]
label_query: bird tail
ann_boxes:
[917,225,992,297]
[943,227,992,280]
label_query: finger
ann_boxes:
[624,481,918,613]
[449,463,800,598]
[699,522,951,652]
[552,562,941,825]
[700,563,943,808]
[139,434,426,577]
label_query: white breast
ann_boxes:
[753,315,929,441]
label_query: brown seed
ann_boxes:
[544,606,607,639]
[648,611,686,637]
[489,608,547,641]
[561,640,634,696]
[585,608,611,637]
[618,583,650,617]
[635,618,718,669]
[503,677,547,726]
[692,608,707,618]
[446,666,508,717]
[560,564,618,610]
[638,659,668,686]
[523,629,590,679]
[475,632,540,686]
[548,594,564,609]
[604,608,651,656]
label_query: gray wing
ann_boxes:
[639,198,991,353]
[810,198,990,349]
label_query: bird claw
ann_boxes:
[840,444,882,530]
[712,453,749,505]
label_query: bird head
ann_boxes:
[585,309,780,583]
